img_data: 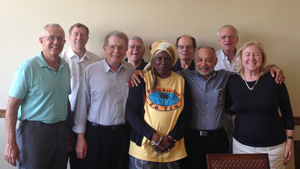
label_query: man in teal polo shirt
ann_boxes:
[4,23,71,169]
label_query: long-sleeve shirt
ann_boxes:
[73,59,135,133]
[226,72,294,147]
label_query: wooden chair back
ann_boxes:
[206,153,270,169]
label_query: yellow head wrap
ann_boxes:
[144,40,177,71]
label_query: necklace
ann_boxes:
[244,76,260,91]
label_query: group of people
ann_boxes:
[4,23,294,169]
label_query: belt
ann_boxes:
[87,121,127,131]
[191,127,224,137]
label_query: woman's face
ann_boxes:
[241,45,263,73]
[153,51,172,78]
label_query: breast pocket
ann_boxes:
[216,88,225,106]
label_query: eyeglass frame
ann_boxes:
[176,45,194,50]
[218,35,237,40]
[105,45,127,51]
[42,36,65,42]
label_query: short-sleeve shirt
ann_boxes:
[9,52,71,124]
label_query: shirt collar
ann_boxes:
[220,49,237,60]
[220,49,228,60]
[67,47,88,60]
[103,59,126,73]
[37,51,68,69]
[172,59,195,71]
[195,70,217,81]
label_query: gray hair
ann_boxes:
[217,24,239,37]
[41,23,65,37]
[128,36,144,46]
[104,30,128,46]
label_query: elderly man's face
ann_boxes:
[126,39,145,62]
[40,26,66,58]
[195,47,218,79]
[103,36,127,67]
[69,27,89,51]
[217,27,239,52]
[176,36,195,61]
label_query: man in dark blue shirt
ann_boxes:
[171,35,196,72]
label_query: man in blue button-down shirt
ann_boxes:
[180,46,232,169]
[73,30,135,169]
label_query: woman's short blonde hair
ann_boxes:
[234,41,268,75]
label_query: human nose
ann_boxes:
[200,60,207,66]
[249,54,256,60]
[113,47,121,53]
[53,37,60,43]
[224,36,231,41]
[132,46,139,51]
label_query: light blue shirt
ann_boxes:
[9,52,71,124]
[179,69,233,130]
[73,59,135,133]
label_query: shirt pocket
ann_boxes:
[216,88,225,106]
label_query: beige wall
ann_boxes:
[0,0,299,168]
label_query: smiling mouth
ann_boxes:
[51,46,60,49]
[112,55,121,58]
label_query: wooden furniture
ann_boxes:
[0,109,5,118]
[295,141,300,169]
[206,153,270,169]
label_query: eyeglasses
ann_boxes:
[177,45,193,50]
[128,45,143,50]
[106,45,126,51]
[219,35,236,40]
[42,36,65,42]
